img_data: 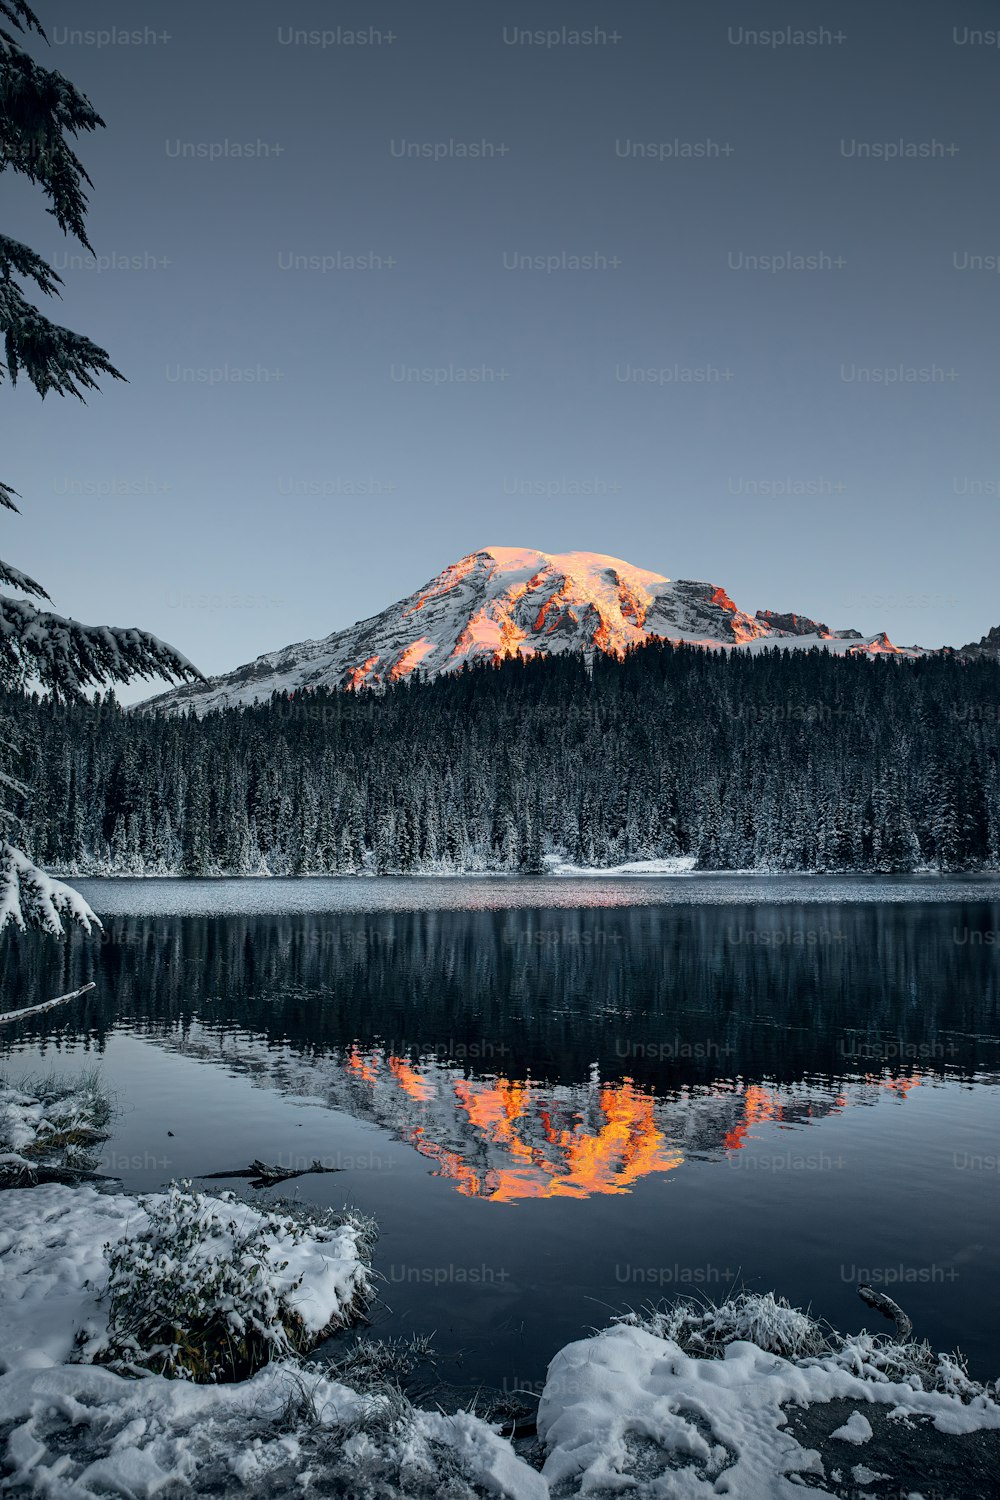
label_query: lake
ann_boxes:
[2,875,999,1405]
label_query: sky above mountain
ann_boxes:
[5,0,999,702]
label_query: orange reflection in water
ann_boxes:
[346,1046,380,1085]
[342,1051,922,1203]
[723,1083,784,1151]
[447,1076,684,1202]
[721,1074,922,1154]
[345,1052,682,1202]
[387,1055,436,1102]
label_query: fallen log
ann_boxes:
[200,1158,344,1189]
[0,982,96,1027]
[858,1284,914,1343]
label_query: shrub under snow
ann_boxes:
[94,1181,375,1382]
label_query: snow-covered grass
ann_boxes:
[0,1071,112,1187]
[0,1359,549,1498]
[327,1331,437,1391]
[615,1289,830,1359]
[614,1290,998,1402]
[94,1182,377,1382]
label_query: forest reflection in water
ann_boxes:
[2,895,997,1204]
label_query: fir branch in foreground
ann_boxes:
[0,594,205,697]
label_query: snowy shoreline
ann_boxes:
[3,1181,998,1498]
[2,1078,999,1498]
[43,856,1000,881]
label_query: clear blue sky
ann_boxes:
[5,0,1000,699]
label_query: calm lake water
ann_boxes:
[2,875,1000,1399]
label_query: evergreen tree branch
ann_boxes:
[0,31,104,249]
[0,230,61,295]
[0,594,204,697]
[0,280,125,396]
[0,3,46,41]
[0,840,99,933]
[0,0,203,942]
[0,555,48,598]
[0,481,50,596]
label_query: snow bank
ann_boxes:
[538,1322,1000,1497]
[0,1361,548,1499]
[542,854,698,877]
[0,1182,544,1497]
[0,1183,130,1372]
[0,1359,364,1495]
[0,1182,372,1377]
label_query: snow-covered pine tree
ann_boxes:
[0,0,201,931]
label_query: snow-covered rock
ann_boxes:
[144,546,928,716]
[831,1411,874,1444]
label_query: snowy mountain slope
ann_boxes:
[143,546,928,715]
[956,622,1000,660]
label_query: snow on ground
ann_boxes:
[542,854,698,877]
[538,1321,1000,1498]
[0,1361,549,1499]
[0,1180,544,1498]
[0,1182,372,1375]
[2,1185,998,1497]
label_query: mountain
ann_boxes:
[144,546,926,715]
[955,623,1000,660]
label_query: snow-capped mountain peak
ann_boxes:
[144,546,924,715]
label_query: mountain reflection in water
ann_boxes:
[144,1029,928,1204]
[1,894,996,1204]
[5,882,1000,1386]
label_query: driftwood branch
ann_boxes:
[858,1284,914,1343]
[0,982,96,1027]
[200,1158,344,1189]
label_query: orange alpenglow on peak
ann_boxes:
[145,545,930,715]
